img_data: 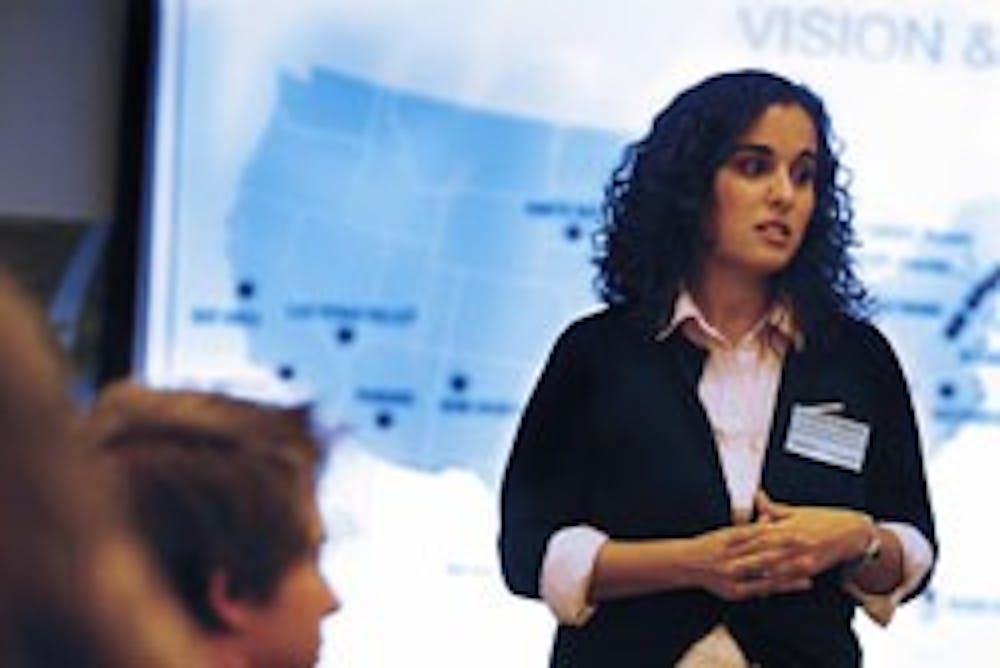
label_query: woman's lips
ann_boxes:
[755,220,791,244]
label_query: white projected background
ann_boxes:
[142,1,999,665]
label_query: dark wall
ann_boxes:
[0,0,126,222]
[0,0,133,391]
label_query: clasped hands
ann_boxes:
[690,491,875,601]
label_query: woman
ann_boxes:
[500,70,936,667]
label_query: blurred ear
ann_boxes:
[206,571,252,632]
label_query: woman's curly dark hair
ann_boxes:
[594,69,870,338]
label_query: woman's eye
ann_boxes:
[734,156,770,177]
[791,163,816,186]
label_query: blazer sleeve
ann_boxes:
[499,321,595,599]
[861,324,938,601]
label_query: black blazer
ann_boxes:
[500,308,936,668]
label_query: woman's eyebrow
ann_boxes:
[731,143,817,161]
[731,143,773,156]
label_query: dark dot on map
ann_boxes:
[938,382,955,399]
[236,280,256,300]
[336,326,355,344]
[944,315,964,340]
[278,365,295,381]
[564,224,582,242]
[449,373,469,393]
[375,411,394,430]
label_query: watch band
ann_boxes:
[841,521,881,583]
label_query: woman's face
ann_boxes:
[702,102,818,281]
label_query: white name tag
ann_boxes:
[784,403,870,473]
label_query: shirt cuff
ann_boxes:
[844,521,935,626]
[539,525,609,626]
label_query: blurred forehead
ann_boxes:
[737,103,817,154]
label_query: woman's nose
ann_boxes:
[768,169,795,208]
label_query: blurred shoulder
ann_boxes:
[820,315,909,386]
[554,307,640,349]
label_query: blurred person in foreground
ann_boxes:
[89,381,340,668]
[0,268,201,667]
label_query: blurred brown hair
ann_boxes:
[89,382,325,631]
[0,268,201,667]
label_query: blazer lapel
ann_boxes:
[761,343,818,499]
[662,330,733,525]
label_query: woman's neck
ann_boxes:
[690,266,772,343]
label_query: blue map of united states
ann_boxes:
[222,67,996,483]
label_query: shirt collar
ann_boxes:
[655,289,804,351]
